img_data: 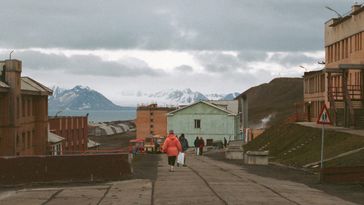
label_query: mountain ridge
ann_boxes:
[49,85,123,111]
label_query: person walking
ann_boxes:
[162,130,182,172]
[178,134,189,166]
[194,136,200,155]
[224,137,227,149]
[199,137,205,155]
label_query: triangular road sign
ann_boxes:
[317,104,332,125]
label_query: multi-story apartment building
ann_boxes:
[135,104,176,138]
[304,4,364,127]
[0,59,52,156]
[49,116,88,154]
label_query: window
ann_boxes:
[27,131,31,148]
[16,134,20,146]
[22,98,26,117]
[16,97,20,119]
[27,99,31,116]
[194,119,201,129]
[22,132,25,150]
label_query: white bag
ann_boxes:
[196,148,200,155]
[177,152,185,165]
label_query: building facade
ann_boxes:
[304,4,364,127]
[48,131,65,155]
[0,59,52,156]
[135,104,175,138]
[167,101,240,146]
[48,116,88,153]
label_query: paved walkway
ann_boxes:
[154,154,357,205]
[0,154,359,205]
[0,180,152,205]
[297,122,364,137]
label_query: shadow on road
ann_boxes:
[205,150,364,205]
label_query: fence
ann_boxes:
[0,153,131,185]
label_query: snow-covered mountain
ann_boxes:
[220,92,240,100]
[148,88,208,104]
[127,89,240,105]
[49,86,122,111]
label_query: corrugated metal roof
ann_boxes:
[48,132,65,143]
[118,123,130,131]
[21,77,52,95]
[99,124,115,135]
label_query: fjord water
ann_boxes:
[48,108,136,122]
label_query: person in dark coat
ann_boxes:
[178,134,189,166]
[198,137,205,155]
[224,137,227,148]
[194,136,200,155]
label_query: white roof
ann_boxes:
[88,139,100,148]
[48,132,65,143]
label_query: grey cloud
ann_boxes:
[268,52,322,67]
[237,51,267,62]
[0,0,351,51]
[175,65,193,72]
[194,52,246,73]
[12,50,162,77]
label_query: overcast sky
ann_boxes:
[0,0,356,106]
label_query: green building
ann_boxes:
[167,101,240,146]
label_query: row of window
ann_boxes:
[55,118,86,130]
[16,130,34,150]
[304,74,325,94]
[327,32,363,63]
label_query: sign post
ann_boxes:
[317,104,332,182]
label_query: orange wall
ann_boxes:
[136,108,172,138]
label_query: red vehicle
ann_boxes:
[128,138,145,154]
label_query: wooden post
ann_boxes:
[342,70,355,127]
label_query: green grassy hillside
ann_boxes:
[244,123,364,168]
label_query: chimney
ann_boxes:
[4,59,22,87]
[4,59,22,126]
[352,4,361,14]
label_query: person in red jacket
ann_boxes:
[162,130,182,172]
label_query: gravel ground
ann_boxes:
[131,153,160,181]
[205,149,364,205]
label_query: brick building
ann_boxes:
[136,104,176,139]
[0,59,52,156]
[304,4,364,127]
[49,116,88,153]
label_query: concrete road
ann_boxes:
[0,180,152,205]
[0,154,359,205]
[154,154,358,205]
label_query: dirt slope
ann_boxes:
[242,77,303,128]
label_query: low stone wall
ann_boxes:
[0,153,131,185]
[321,166,364,184]
[244,151,269,165]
